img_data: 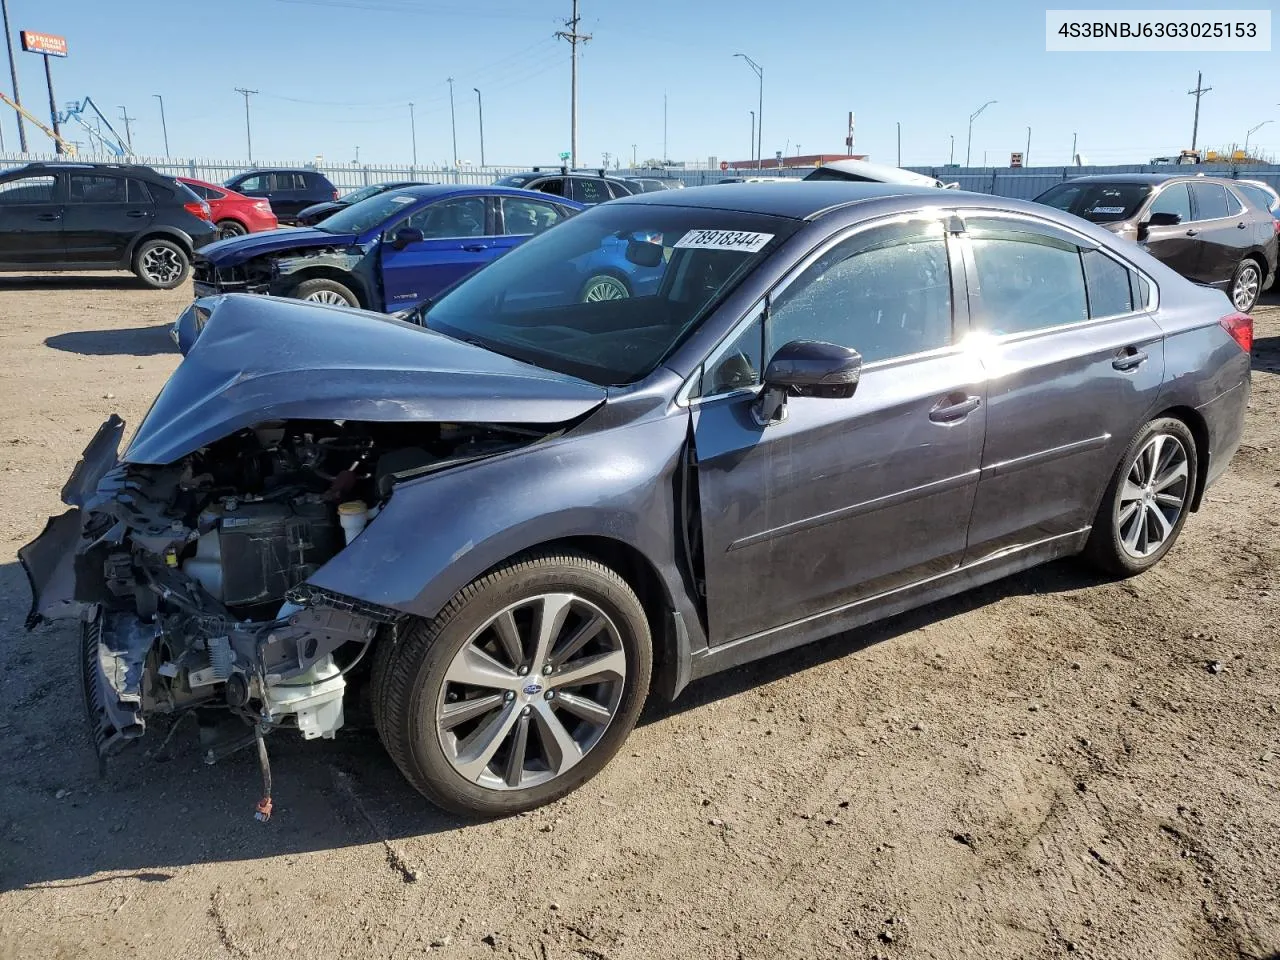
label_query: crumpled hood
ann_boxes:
[125,294,606,465]
[196,226,361,266]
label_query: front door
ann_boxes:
[379,195,497,309]
[691,216,987,645]
[62,173,155,264]
[959,215,1165,562]
[0,172,65,265]
[1142,182,1200,279]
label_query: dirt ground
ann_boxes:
[0,273,1277,960]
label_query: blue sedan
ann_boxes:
[191,184,584,312]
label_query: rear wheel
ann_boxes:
[132,239,190,289]
[1083,417,1197,576]
[292,277,360,308]
[580,274,630,302]
[373,552,652,816]
[216,219,248,239]
[1229,258,1262,312]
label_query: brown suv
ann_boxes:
[1035,173,1278,312]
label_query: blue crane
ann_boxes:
[59,97,133,157]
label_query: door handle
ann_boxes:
[35,212,60,221]
[1184,228,1199,236]
[126,210,148,218]
[462,244,490,252]
[1112,347,1148,371]
[929,394,981,423]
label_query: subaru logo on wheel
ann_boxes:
[523,682,543,696]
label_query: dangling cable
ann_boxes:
[253,725,273,823]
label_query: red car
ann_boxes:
[177,177,278,239]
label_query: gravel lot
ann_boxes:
[0,274,1277,960]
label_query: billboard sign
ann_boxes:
[20,31,68,57]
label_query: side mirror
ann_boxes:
[752,340,862,425]
[1145,211,1181,227]
[625,239,664,268]
[391,227,424,250]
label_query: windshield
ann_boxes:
[315,191,421,234]
[427,204,800,385]
[341,183,389,205]
[1035,182,1152,222]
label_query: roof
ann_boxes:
[361,183,588,205]
[1055,172,1240,186]
[612,181,968,219]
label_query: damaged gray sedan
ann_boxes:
[21,183,1250,816]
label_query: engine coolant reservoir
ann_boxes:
[338,500,368,544]
[182,528,223,600]
[263,654,345,740]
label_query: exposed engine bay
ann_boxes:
[26,416,550,770]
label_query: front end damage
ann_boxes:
[20,411,556,790]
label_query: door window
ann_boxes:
[1148,183,1191,223]
[1082,249,1134,318]
[235,174,266,192]
[967,221,1088,335]
[500,196,566,235]
[768,219,953,364]
[127,179,155,203]
[1189,182,1230,221]
[405,196,487,239]
[68,174,127,203]
[271,172,306,191]
[1235,182,1279,215]
[1222,187,1244,216]
[533,177,565,197]
[571,178,609,205]
[0,175,57,204]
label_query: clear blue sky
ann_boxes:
[0,0,1275,168]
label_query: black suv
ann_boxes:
[0,162,219,289]
[224,168,340,224]
[494,167,639,205]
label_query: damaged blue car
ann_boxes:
[21,183,1250,817]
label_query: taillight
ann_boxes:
[1218,312,1253,353]
[185,201,212,222]
[253,200,272,213]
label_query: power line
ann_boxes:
[555,0,591,167]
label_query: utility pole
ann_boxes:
[409,101,417,165]
[630,143,636,167]
[896,122,901,166]
[1025,125,1031,166]
[473,87,485,167]
[0,0,27,152]
[949,134,954,165]
[555,0,590,168]
[734,53,763,171]
[1188,71,1211,151]
[1071,131,1078,165]
[116,104,134,152]
[235,88,257,162]
[153,94,169,156]
[663,92,667,163]
[446,77,457,167]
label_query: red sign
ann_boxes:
[719,161,728,171]
[20,31,68,57]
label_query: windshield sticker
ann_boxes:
[1088,205,1126,215]
[389,195,416,205]
[673,229,774,253]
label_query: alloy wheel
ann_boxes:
[1232,262,1260,311]
[582,276,629,302]
[304,289,354,306]
[1117,433,1190,559]
[141,246,183,285]
[435,593,627,791]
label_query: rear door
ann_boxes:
[378,194,496,310]
[492,194,573,258]
[1141,182,1199,278]
[1188,181,1249,285]
[62,173,155,264]
[960,214,1165,563]
[269,172,308,220]
[0,172,64,265]
[570,178,610,206]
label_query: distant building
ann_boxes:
[725,153,869,170]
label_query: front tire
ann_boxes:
[580,274,630,302]
[373,552,652,816]
[132,239,190,289]
[1229,258,1262,312]
[292,277,360,308]
[1083,417,1197,576]
[216,219,248,239]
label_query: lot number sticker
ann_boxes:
[674,229,774,253]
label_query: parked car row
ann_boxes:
[24,180,1254,817]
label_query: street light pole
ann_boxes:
[949,134,954,165]
[1025,125,1031,166]
[153,94,169,156]
[0,0,28,151]
[749,110,755,167]
[446,77,458,168]
[966,99,996,167]
[1244,120,1271,158]
[473,88,485,167]
[896,121,901,166]
[734,53,763,171]
[408,101,417,165]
